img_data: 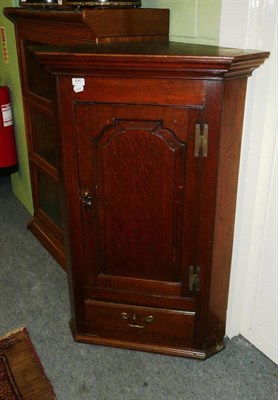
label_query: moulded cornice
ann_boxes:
[32,42,269,80]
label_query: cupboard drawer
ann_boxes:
[84,300,195,348]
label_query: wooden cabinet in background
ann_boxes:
[33,41,269,358]
[4,7,169,268]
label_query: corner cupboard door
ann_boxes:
[75,103,202,311]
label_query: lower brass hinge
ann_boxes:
[195,123,208,157]
[189,266,200,292]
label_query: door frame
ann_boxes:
[220,0,277,364]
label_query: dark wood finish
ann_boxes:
[32,41,269,358]
[5,5,269,359]
[33,41,268,78]
[4,7,169,269]
[84,301,195,346]
[5,8,169,44]
[206,78,248,347]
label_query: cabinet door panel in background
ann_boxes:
[75,103,202,309]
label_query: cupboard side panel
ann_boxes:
[193,80,223,348]
[56,77,87,329]
[208,78,248,345]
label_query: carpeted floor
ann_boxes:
[0,176,277,400]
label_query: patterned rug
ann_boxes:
[0,327,56,399]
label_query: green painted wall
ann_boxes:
[0,0,33,213]
[0,1,221,215]
[142,0,221,45]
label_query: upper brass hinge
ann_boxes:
[195,123,208,157]
[189,265,200,292]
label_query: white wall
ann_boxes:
[220,0,277,364]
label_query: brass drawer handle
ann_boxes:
[121,312,154,329]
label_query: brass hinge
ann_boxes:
[195,123,208,157]
[189,266,200,292]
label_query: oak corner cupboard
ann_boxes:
[5,7,269,359]
[32,42,268,359]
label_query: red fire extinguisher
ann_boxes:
[0,86,18,175]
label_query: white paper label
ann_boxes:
[73,85,84,93]
[72,78,85,87]
[1,103,13,127]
